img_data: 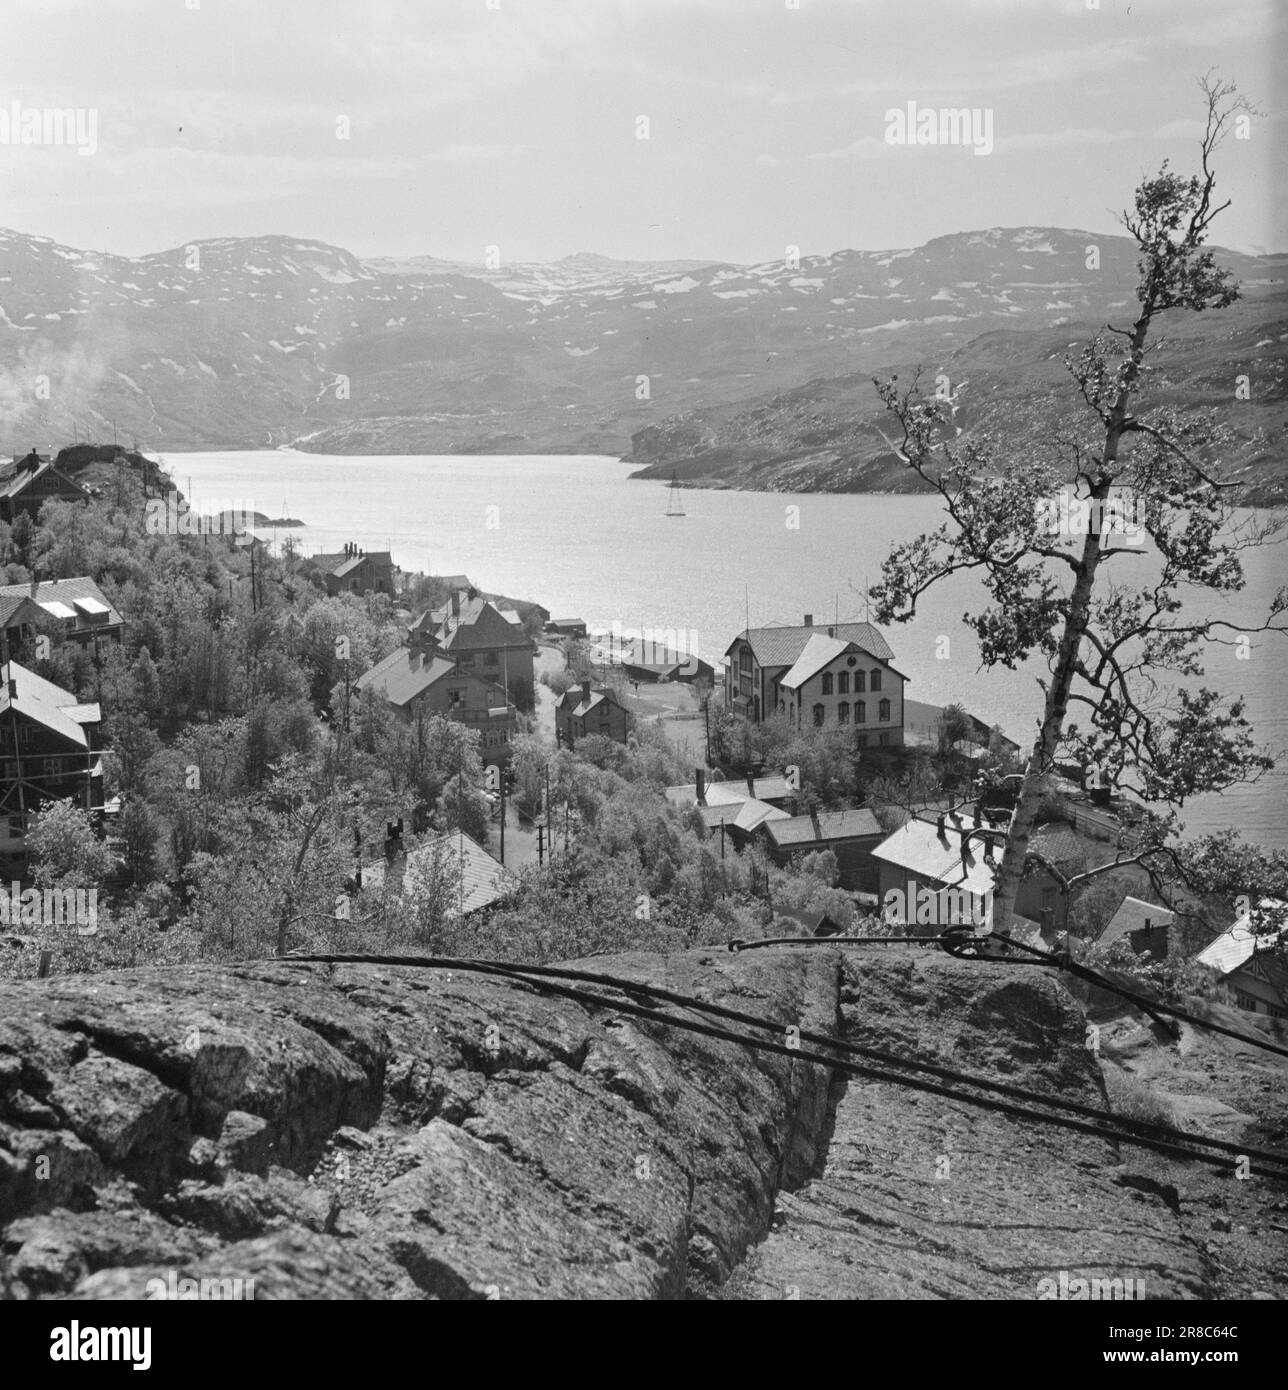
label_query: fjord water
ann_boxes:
[169,450,1287,848]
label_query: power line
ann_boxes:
[279,950,1288,1180]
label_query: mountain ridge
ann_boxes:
[0,223,1282,500]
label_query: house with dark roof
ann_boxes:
[724,616,904,745]
[760,807,885,891]
[428,589,536,708]
[0,659,103,864]
[309,543,396,598]
[621,653,716,686]
[0,451,90,523]
[555,682,630,748]
[0,577,125,655]
[1097,895,1174,958]
[1193,902,1288,1019]
[355,619,518,767]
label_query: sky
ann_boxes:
[1,0,1282,264]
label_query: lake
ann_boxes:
[165,449,1287,849]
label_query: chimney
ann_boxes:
[827,625,835,638]
[695,768,706,805]
[451,591,460,619]
[804,614,814,627]
[937,813,946,839]
[384,819,404,861]
[581,680,592,703]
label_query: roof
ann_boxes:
[726,622,894,668]
[871,814,998,897]
[557,686,623,719]
[780,634,859,691]
[1195,901,1288,976]
[731,799,790,833]
[433,598,536,653]
[1098,895,1175,948]
[0,594,36,627]
[0,458,88,503]
[678,793,787,832]
[1028,823,1086,868]
[765,808,883,847]
[362,832,516,914]
[0,659,97,746]
[664,774,792,809]
[356,647,507,710]
[775,906,844,937]
[0,576,123,628]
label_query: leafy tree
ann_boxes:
[26,802,116,888]
[868,77,1285,934]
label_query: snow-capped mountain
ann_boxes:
[0,225,1282,497]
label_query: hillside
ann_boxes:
[3,946,1283,1299]
[629,294,1288,505]
[0,225,1283,500]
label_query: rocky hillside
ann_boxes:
[0,224,1282,500]
[629,294,1288,506]
[2,946,1282,1299]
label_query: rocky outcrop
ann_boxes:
[2,947,1283,1299]
[0,950,838,1299]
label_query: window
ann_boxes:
[739,647,752,672]
[812,704,825,727]
[837,701,849,724]
[42,758,61,778]
[878,732,889,747]
[855,700,866,724]
[871,669,882,692]
[855,671,866,693]
[821,673,833,695]
[879,698,891,722]
[459,652,475,666]
[837,671,849,694]
[857,734,868,748]
[484,650,498,667]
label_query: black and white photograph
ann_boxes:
[0,0,1285,1344]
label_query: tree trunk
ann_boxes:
[990,307,1153,932]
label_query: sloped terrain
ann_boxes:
[3,945,1281,1300]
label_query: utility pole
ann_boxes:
[536,822,545,868]
[544,762,552,864]
[499,768,507,865]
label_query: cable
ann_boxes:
[444,955,1288,1171]
[729,931,1288,1060]
[989,931,1288,1061]
[281,952,1288,1180]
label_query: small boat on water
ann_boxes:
[665,471,685,517]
